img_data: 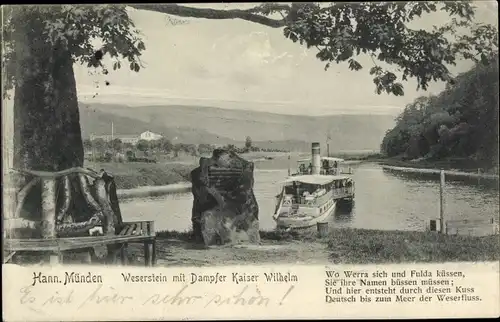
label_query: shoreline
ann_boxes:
[375,158,499,174]
[117,182,192,199]
[120,228,499,265]
[9,226,499,266]
[113,159,499,199]
[381,165,500,181]
[8,158,499,265]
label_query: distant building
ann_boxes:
[139,131,163,141]
[89,130,163,145]
[120,136,140,145]
[90,134,139,145]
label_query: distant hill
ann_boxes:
[79,103,238,144]
[79,103,397,152]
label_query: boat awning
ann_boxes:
[298,157,345,163]
[283,174,350,185]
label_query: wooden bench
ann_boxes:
[3,167,157,266]
[4,220,156,266]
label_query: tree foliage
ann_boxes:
[381,53,499,169]
[245,136,253,149]
[2,2,498,172]
[136,139,150,152]
[156,137,174,153]
[280,1,497,95]
[110,138,123,151]
[2,5,146,98]
[3,2,498,98]
[198,143,216,155]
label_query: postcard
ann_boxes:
[2,2,499,321]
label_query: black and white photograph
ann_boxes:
[2,0,498,290]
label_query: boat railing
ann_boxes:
[296,187,354,206]
[277,184,355,211]
[323,167,353,175]
[341,167,353,175]
[332,186,354,196]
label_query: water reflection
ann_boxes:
[120,163,499,234]
[333,201,354,224]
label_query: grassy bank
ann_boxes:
[85,153,498,190]
[86,152,305,189]
[325,228,499,264]
[328,150,498,174]
[9,228,498,266]
[330,151,385,161]
[85,161,194,189]
[151,228,499,265]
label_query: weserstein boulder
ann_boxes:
[191,149,259,246]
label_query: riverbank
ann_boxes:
[382,165,499,181]
[85,151,304,189]
[87,151,499,193]
[378,158,499,174]
[122,228,499,266]
[117,182,192,199]
[9,227,498,266]
[85,161,194,189]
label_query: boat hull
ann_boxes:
[275,200,336,229]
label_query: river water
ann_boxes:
[120,163,499,233]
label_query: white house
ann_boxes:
[139,131,163,141]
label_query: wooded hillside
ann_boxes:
[381,54,499,170]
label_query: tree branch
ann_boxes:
[128,4,288,28]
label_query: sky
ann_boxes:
[1,2,497,168]
[70,2,500,115]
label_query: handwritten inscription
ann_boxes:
[143,285,203,305]
[18,283,295,311]
[79,285,133,308]
[19,268,298,317]
[143,285,271,307]
[203,285,270,307]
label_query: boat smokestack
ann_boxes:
[311,142,321,175]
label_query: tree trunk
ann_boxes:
[7,11,112,247]
[13,12,83,172]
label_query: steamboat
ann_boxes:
[273,142,355,229]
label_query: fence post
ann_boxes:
[439,170,445,234]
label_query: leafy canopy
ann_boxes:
[2,5,146,96]
[2,2,498,98]
[381,54,499,166]
[281,1,497,95]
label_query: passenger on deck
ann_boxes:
[299,163,306,174]
[308,163,313,174]
[323,159,330,174]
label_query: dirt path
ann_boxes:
[129,238,331,266]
